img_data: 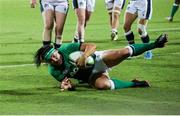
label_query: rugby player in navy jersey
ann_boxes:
[72,0,96,43]
[105,0,126,41]
[123,0,153,59]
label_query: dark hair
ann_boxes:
[34,45,53,67]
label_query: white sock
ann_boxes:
[109,79,115,90]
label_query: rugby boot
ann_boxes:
[131,79,150,88]
[154,34,168,48]
[166,17,173,22]
[111,31,118,41]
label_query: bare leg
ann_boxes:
[42,9,54,45]
[110,6,121,41]
[102,48,130,68]
[54,11,67,48]
[123,12,137,44]
[74,8,86,43]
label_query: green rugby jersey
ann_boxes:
[47,43,94,83]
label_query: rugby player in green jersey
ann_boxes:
[34,34,168,91]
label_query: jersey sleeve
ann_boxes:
[48,65,65,82]
[60,43,81,53]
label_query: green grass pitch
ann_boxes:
[0,0,180,115]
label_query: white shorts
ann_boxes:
[92,51,111,75]
[126,0,152,19]
[40,0,69,14]
[72,0,96,12]
[105,0,126,13]
[41,0,67,2]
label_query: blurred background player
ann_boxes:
[72,0,96,43]
[166,0,180,22]
[123,0,153,59]
[105,0,125,41]
[30,0,69,49]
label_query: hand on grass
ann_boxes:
[60,77,76,91]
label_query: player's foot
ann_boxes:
[154,34,168,48]
[72,38,79,43]
[166,16,173,22]
[144,50,153,59]
[111,31,118,41]
[79,39,85,43]
[131,79,150,87]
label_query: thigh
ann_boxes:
[55,12,67,32]
[75,8,86,22]
[73,0,86,10]
[54,2,68,30]
[101,48,129,68]
[85,11,92,22]
[40,1,55,25]
[42,9,55,27]
[124,12,137,27]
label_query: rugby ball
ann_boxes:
[69,51,94,68]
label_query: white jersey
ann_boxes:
[126,0,152,19]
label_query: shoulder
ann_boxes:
[48,64,66,82]
[48,64,66,76]
[60,43,81,50]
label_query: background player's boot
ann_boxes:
[166,16,173,22]
[111,31,118,41]
[72,38,79,43]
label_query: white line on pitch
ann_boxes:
[1,52,180,69]
[149,27,180,32]
[0,64,35,68]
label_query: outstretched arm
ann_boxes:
[60,77,76,91]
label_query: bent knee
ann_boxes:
[95,82,110,90]
[44,24,53,31]
[122,48,130,56]
[94,77,111,90]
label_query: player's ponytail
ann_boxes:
[34,45,53,67]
